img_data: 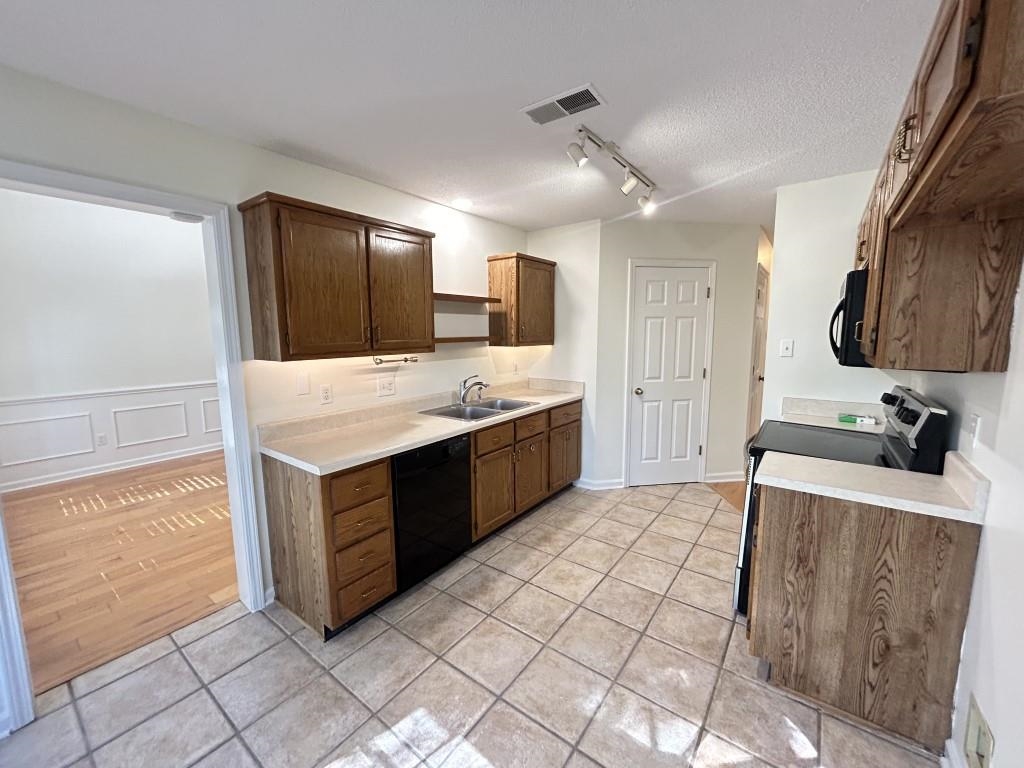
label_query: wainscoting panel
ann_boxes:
[0,413,94,467]
[0,382,223,492]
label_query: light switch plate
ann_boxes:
[296,372,310,396]
[968,413,981,447]
[319,384,333,405]
[779,338,794,357]
[96,433,108,447]
[377,373,396,397]
[965,694,994,768]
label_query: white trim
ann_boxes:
[264,585,277,605]
[940,738,967,768]
[0,444,223,493]
[622,258,717,487]
[200,397,222,434]
[111,401,188,448]
[0,158,265,733]
[0,380,217,407]
[703,470,746,483]
[0,412,95,467]
[575,477,625,491]
[0,504,32,735]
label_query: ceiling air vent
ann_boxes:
[521,83,604,125]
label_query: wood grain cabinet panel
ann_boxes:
[472,446,515,540]
[329,460,390,512]
[852,0,1024,372]
[549,420,581,492]
[487,253,556,346]
[368,227,434,351]
[335,528,393,585]
[338,565,395,623]
[514,412,548,441]
[549,401,582,429]
[749,486,980,751]
[239,192,435,361]
[475,422,514,456]
[331,497,391,548]
[514,432,549,515]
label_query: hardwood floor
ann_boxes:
[709,480,746,510]
[2,451,237,694]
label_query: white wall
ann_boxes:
[525,221,602,482]
[594,220,761,483]
[761,172,895,421]
[0,188,214,397]
[0,188,223,490]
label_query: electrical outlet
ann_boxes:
[96,433,108,447]
[319,384,333,405]
[296,372,310,396]
[377,373,396,397]
[968,413,982,447]
[779,338,794,357]
[965,695,994,768]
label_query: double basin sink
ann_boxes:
[420,398,538,421]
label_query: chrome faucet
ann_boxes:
[459,374,490,404]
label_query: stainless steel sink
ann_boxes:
[419,404,502,421]
[473,398,538,411]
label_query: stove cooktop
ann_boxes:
[747,420,888,468]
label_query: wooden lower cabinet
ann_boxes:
[749,486,980,751]
[471,400,582,541]
[262,456,397,637]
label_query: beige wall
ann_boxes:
[594,220,761,483]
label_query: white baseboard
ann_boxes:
[576,477,624,491]
[703,470,746,483]
[262,586,276,608]
[940,739,966,768]
[0,443,222,493]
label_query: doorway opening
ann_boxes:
[624,260,715,487]
[0,187,238,694]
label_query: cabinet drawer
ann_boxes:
[335,528,393,586]
[515,411,548,441]
[549,402,582,428]
[475,422,514,456]
[337,564,395,622]
[331,496,391,549]
[329,460,389,512]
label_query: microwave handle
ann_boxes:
[829,298,845,359]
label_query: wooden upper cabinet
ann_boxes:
[368,227,434,351]
[279,208,370,357]
[488,253,556,346]
[912,0,983,174]
[238,192,435,361]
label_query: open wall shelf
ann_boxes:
[433,336,491,344]
[433,292,499,305]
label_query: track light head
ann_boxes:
[638,191,657,215]
[620,172,639,196]
[567,140,589,168]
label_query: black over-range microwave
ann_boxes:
[829,269,869,367]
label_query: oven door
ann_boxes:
[734,454,758,614]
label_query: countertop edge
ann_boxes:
[259,391,583,476]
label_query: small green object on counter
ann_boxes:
[838,413,877,425]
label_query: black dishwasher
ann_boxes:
[392,434,472,592]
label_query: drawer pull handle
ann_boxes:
[360,586,378,599]
[354,484,370,492]
[354,518,372,527]
[359,553,371,562]
[492,436,500,443]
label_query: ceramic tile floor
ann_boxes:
[0,483,942,768]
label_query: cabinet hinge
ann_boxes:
[699,445,703,456]
[283,330,290,349]
[702,367,707,380]
[964,16,983,59]
[706,286,711,299]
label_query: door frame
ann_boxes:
[622,258,717,488]
[0,158,264,734]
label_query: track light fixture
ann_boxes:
[567,124,657,214]
[620,171,639,196]
[566,131,589,167]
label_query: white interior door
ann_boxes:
[627,265,711,486]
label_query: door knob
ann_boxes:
[757,375,765,382]
[634,387,644,396]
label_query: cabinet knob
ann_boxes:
[634,387,644,396]
[530,444,537,453]
[520,323,526,336]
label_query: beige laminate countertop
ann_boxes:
[259,389,582,476]
[754,450,989,525]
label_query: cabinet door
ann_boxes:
[516,260,555,345]
[548,424,568,491]
[514,433,549,514]
[860,176,888,358]
[279,207,370,357]
[913,0,982,174]
[368,227,434,351]
[565,420,582,484]
[473,447,515,540]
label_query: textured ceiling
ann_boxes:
[0,0,939,231]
